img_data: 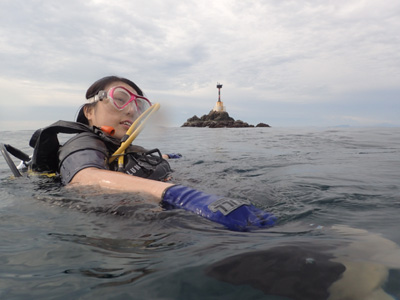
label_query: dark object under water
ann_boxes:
[206,244,345,300]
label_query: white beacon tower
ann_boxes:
[213,82,226,112]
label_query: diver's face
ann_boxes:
[85,81,140,139]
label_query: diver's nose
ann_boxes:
[126,101,136,115]
[127,102,141,122]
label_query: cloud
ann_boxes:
[0,0,399,129]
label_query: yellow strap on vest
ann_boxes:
[109,103,160,164]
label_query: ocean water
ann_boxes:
[1,127,400,300]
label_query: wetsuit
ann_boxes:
[29,120,172,185]
[59,133,172,185]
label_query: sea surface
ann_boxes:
[1,127,400,300]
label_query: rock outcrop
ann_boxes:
[181,111,270,128]
[255,122,270,128]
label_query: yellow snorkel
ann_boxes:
[109,102,161,169]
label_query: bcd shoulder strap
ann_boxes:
[29,120,117,172]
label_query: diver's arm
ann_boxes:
[162,153,182,159]
[70,167,276,231]
[70,167,174,202]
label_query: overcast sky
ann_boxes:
[0,0,399,131]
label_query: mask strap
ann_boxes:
[87,91,107,104]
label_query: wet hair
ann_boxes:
[85,75,144,99]
[76,76,144,125]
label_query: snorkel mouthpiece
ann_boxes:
[100,126,115,136]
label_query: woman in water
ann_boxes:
[30,75,275,231]
[61,76,174,201]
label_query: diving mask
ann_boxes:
[87,86,152,114]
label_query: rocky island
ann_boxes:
[182,110,270,128]
[181,83,270,128]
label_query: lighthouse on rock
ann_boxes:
[182,82,270,127]
[213,82,226,112]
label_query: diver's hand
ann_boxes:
[162,185,276,231]
[165,153,182,159]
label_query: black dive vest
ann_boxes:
[29,120,172,181]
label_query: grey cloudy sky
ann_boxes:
[0,0,399,130]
